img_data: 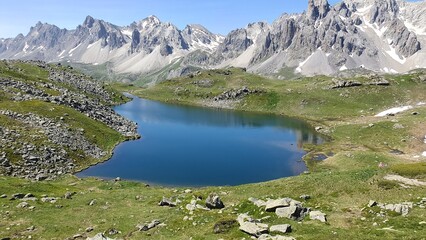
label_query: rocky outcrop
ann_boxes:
[307,0,331,20]
[368,200,413,216]
[206,193,225,209]
[136,220,161,231]
[331,79,362,89]
[214,86,262,101]
[237,213,269,237]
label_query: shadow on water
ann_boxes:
[77,95,323,187]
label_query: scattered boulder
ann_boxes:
[0,194,7,198]
[368,200,413,216]
[383,203,413,216]
[40,197,57,203]
[27,226,36,231]
[331,79,362,89]
[309,211,327,223]
[237,213,254,225]
[64,192,76,199]
[24,193,34,198]
[265,198,291,212]
[16,202,29,208]
[192,79,214,88]
[239,221,269,237]
[300,195,311,200]
[106,228,119,235]
[276,201,310,221]
[213,86,262,101]
[11,193,25,200]
[237,213,269,237]
[158,197,176,207]
[73,234,83,239]
[88,199,96,206]
[368,79,390,86]
[206,193,224,209]
[270,224,292,234]
[137,220,161,231]
[368,200,378,207]
[86,233,115,240]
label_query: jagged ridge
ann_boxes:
[0,0,425,83]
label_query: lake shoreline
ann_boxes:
[77,94,322,186]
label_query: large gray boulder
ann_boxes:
[265,198,291,212]
[206,193,224,209]
[270,224,292,234]
[239,222,269,237]
[276,202,310,221]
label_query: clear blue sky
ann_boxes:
[0,0,421,38]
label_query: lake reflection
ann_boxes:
[77,96,322,187]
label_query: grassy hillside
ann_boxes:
[0,60,136,177]
[1,64,426,239]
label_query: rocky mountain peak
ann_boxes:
[307,0,331,20]
[83,15,96,28]
[137,15,162,30]
[369,0,399,24]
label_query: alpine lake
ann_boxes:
[77,95,323,187]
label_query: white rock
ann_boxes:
[239,222,269,237]
[270,224,291,234]
[265,198,291,212]
[310,211,327,223]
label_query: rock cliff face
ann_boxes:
[206,0,424,77]
[0,0,425,82]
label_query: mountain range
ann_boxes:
[0,0,425,83]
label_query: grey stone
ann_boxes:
[16,202,29,208]
[86,233,115,240]
[368,200,378,207]
[88,199,96,206]
[11,193,25,200]
[310,210,327,222]
[276,202,310,221]
[265,198,291,212]
[239,221,269,237]
[64,192,75,199]
[159,197,176,207]
[206,193,224,209]
[270,224,292,234]
[137,220,161,231]
[300,195,311,200]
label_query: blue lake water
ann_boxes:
[76,96,322,187]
